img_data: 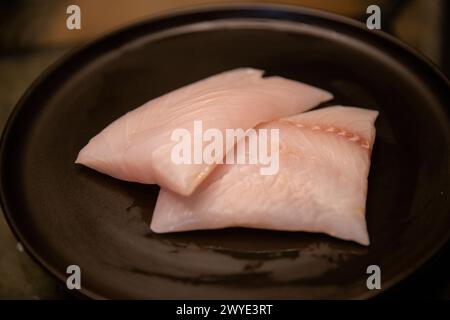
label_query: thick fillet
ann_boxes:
[76,68,332,195]
[151,106,378,245]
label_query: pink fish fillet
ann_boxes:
[76,68,332,195]
[151,106,378,245]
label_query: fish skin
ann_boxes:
[75,68,333,195]
[151,106,379,246]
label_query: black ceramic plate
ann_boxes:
[1,5,449,299]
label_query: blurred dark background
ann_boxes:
[0,0,448,299]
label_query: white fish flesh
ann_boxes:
[151,106,378,245]
[76,68,333,195]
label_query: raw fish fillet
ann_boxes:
[76,68,332,195]
[151,106,378,245]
